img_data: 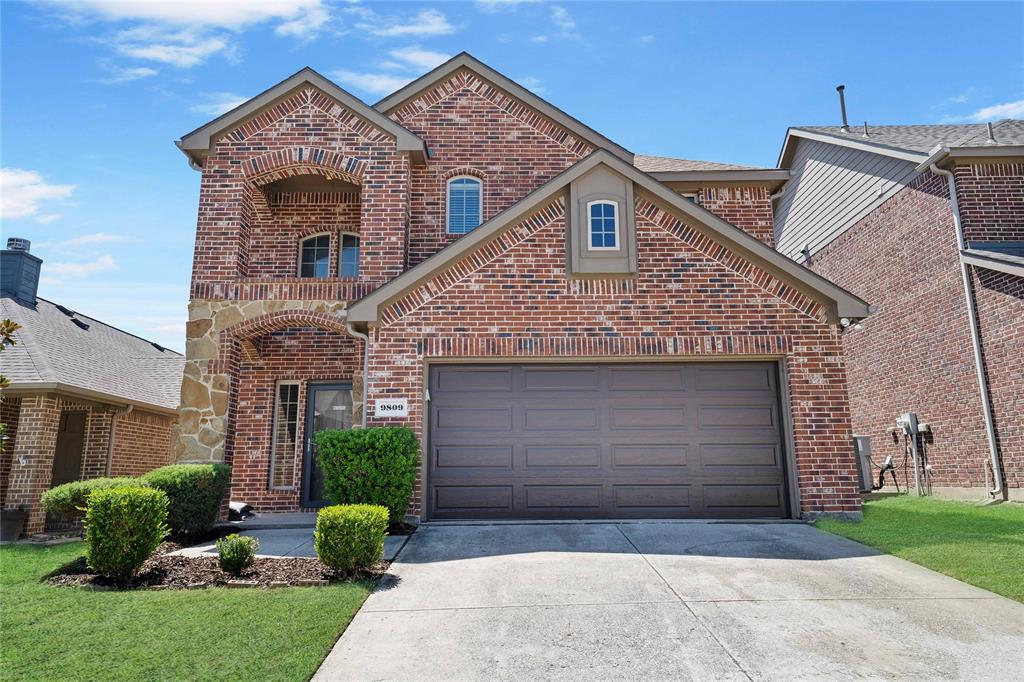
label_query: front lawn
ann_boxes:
[1,542,370,682]
[816,496,1024,603]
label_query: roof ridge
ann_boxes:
[35,296,183,357]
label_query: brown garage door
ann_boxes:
[426,363,789,520]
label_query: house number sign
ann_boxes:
[374,398,409,418]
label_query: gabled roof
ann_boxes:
[634,155,759,172]
[0,296,184,414]
[636,154,790,187]
[177,67,428,168]
[348,149,869,325]
[373,52,634,164]
[778,119,1024,168]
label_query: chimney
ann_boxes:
[836,85,850,133]
[1,237,42,305]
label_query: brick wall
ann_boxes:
[228,328,360,511]
[108,409,176,477]
[0,396,21,506]
[367,196,860,518]
[698,186,776,248]
[808,173,995,490]
[973,268,1024,490]
[390,69,593,266]
[955,162,1024,242]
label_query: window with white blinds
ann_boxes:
[447,176,482,234]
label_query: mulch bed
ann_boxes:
[46,542,389,591]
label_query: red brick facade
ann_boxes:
[0,394,174,533]
[183,65,863,518]
[809,165,1023,497]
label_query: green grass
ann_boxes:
[816,496,1024,603]
[0,542,371,682]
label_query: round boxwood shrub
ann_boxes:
[215,533,259,575]
[314,504,388,573]
[42,477,148,519]
[85,486,169,582]
[140,463,231,538]
[315,427,419,524]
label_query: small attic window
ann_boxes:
[447,176,482,234]
[587,200,619,250]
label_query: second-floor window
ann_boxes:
[340,233,360,278]
[299,234,330,278]
[447,176,482,235]
[587,200,619,250]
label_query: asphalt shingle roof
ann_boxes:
[633,155,761,172]
[1,295,183,411]
[792,119,1024,155]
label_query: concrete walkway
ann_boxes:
[313,522,1024,681]
[171,527,408,561]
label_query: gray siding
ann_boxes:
[775,138,919,262]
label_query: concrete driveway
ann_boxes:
[314,522,1024,681]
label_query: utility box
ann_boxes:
[853,436,873,493]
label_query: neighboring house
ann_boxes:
[775,120,1023,501]
[1,239,184,534]
[174,53,870,522]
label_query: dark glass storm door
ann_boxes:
[302,383,353,507]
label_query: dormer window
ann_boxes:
[447,176,482,234]
[587,200,619,250]
[298,234,330,278]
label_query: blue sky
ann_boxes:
[2,1,1021,351]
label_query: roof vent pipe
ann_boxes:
[836,85,850,133]
[985,122,997,145]
[862,122,870,138]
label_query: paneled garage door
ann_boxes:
[426,363,789,520]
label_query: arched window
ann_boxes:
[587,200,619,250]
[339,233,360,278]
[298,234,330,278]
[447,176,482,234]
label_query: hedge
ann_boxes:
[314,504,388,573]
[42,477,148,518]
[314,427,419,524]
[85,486,169,582]
[140,463,231,538]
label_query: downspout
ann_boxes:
[345,322,370,427]
[104,405,133,477]
[929,163,1004,500]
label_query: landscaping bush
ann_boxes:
[314,504,388,573]
[140,463,231,538]
[215,533,259,575]
[315,427,419,524]
[84,486,169,582]
[42,477,148,518]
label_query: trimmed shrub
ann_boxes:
[215,533,259,575]
[140,463,231,538]
[85,486,169,582]
[315,427,419,524]
[314,504,388,573]
[42,477,148,518]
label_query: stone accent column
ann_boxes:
[6,395,61,535]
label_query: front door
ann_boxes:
[51,411,86,487]
[302,383,353,507]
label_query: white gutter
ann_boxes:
[929,163,1005,499]
[345,322,370,427]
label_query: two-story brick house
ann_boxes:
[775,120,1023,502]
[174,53,869,521]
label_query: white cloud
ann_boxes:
[55,233,129,248]
[941,99,1024,124]
[100,65,159,84]
[51,0,331,68]
[46,254,118,279]
[149,320,187,335]
[530,35,549,43]
[357,9,454,37]
[517,76,544,94]
[35,213,64,225]
[550,6,576,35]
[0,168,75,220]
[474,0,540,12]
[189,92,250,117]
[387,46,450,71]
[638,34,655,44]
[331,71,414,96]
